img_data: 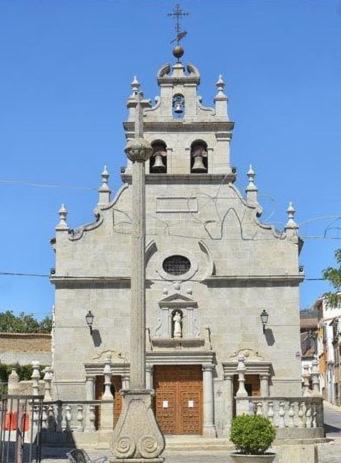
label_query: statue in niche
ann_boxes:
[172,311,183,338]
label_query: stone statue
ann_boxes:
[173,311,182,338]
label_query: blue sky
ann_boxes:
[0,0,340,320]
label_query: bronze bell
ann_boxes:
[152,153,166,173]
[192,154,206,172]
[174,102,183,114]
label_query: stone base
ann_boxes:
[203,424,217,437]
[111,459,164,463]
[112,389,165,460]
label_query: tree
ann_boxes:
[0,310,52,333]
[323,249,341,306]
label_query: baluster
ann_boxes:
[47,405,56,432]
[65,405,72,431]
[298,402,304,428]
[85,404,96,432]
[305,404,312,428]
[288,402,295,428]
[278,401,285,428]
[256,401,263,416]
[32,404,40,433]
[312,404,317,428]
[267,401,274,423]
[56,401,63,432]
[77,405,84,431]
[41,405,48,430]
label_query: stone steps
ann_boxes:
[165,436,233,451]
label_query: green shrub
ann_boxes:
[230,415,276,455]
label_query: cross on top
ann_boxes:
[168,4,189,35]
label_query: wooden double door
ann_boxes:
[154,365,203,435]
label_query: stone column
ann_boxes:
[260,374,270,397]
[111,83,164,461]
[122,375,130,391]
[146,364,154,390]
[202,364,217,437]
[85,376,95,400]
[101,355,114,431]
[223,374,234,436]
[236,355,249,416]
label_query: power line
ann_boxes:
[0,271,327,281]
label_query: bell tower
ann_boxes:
[122,46,235,182]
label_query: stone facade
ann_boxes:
[51,54,305,437]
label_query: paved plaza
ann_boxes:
[39,402,341,463]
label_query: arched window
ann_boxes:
[172,94,185,119]
[150,140,167,173]
[191,140,208,173]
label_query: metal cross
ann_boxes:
[168,4,189,35]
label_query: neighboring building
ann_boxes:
[51,48,305,437]
[316,295,341,406]
[300,309,318,374]
[0,332,51,366]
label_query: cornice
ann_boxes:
[121,173,236,185]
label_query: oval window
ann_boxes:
[162,255,191,276]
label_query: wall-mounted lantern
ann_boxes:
[260,309,269,333]
[85,310,94,334]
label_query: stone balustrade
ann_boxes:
[41,400,112,433]
[235,396,324,439]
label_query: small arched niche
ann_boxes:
[191,140,208,173]
[172,94,185,119]
[150,140,167,173]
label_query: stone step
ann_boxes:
[165,436,233,451]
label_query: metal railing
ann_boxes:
[0,394,43,463]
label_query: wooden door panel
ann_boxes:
[154,365,203,435]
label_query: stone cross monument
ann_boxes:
[111,85,165,462]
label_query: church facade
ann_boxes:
[51,52,304,438]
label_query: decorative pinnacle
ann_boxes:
[131,76,140,95]
[246,164,257,192]
[56,203,68,230]
[99,165,110,192]
[285,201,298,229]
[216,74,225,92]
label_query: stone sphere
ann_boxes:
[172,45,184,60]
[125,138,152,162]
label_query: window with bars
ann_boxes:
[162,255,191,276]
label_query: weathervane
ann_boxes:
[168,4,189,45]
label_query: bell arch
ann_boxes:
[191,140,208,173]
[150,140,167,173]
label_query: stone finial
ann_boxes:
[98,165,111,207]
[55,204,68,231]
[215,74,225,96]
[214,74,229,118]
[245,164,260,208]
[43,366,53,401]
[102,354,113,400]
[31,360,41,396]
[311,357,321,397]
[302,364,311,397]
[285,202,299,231]
[131,76,140,96]
[8,369,19,394]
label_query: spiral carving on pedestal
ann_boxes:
[113,436,135,458]
[138,435,160,458]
